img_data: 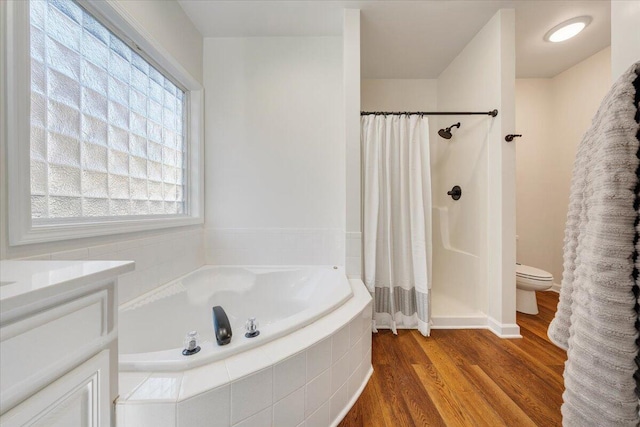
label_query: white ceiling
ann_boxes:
[178,0,611,79]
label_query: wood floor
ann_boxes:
[339,291,566,427]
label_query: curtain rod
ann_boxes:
[360,109,498,117]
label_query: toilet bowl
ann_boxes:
[516,264,553,315]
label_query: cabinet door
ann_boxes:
[1,351,110,427]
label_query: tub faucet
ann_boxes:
[212,306,232,346]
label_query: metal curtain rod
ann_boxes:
[360,109,498,117]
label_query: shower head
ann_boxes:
[438,122,461,140]
[438,128,453,139]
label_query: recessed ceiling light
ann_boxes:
[544,16,592,43]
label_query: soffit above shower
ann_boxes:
[178,0,611,79]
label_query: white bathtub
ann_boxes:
[119,265,352,371]
[117,266,373,427]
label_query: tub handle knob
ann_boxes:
[182,331,201,356]
[245,317,260,338]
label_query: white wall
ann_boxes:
[0,0,205,304]
[361,79,437,111]
[115,0,203,84]
[203,37,345,265]
[514,79,555,275]
[611,1,640,81]
[434,9,517,335]
[516,47,611,284]
[344,10,362,277]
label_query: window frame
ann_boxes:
[5,0,204,246]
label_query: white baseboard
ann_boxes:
[375,316,523,338]
[431,315,488,329]
[487,316,522,338]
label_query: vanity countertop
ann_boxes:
[0,260,135,318]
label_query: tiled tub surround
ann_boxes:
[8,228,205,304]
[117,278,372,427]
[206,228,345,266]
[345,232,362,279]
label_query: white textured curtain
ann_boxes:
[362,114,432,337]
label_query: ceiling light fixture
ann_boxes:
[544,16,592,43]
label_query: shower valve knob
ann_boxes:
[447,185,462,201]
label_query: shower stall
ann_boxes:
[360,108,503,335]
[359,9,519,336]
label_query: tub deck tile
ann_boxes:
[118,372,151,401]
[273,351,306,401]
[179,359,229,401]
[230,367,273,424]
[177,385,230,427]
[128,372,183,402]
[225,347,274,382]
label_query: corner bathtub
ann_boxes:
[117,266,373,427]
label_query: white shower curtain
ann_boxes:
[362,114,432,336]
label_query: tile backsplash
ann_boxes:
[16,228,205,304]
[10,227,358,304]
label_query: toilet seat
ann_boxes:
[516,264,554,314]
[516,264,553,281]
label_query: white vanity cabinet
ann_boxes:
[1,351,110,427]
[0,260,135,427]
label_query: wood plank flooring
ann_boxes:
[339,291,566,427]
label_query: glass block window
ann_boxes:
[29,0,186,220]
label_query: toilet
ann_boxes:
[516,264,553,315]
